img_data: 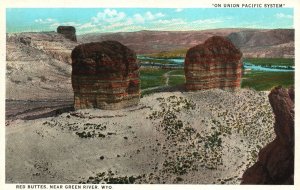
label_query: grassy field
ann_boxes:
[168,75,185,86]
[140,68,294,92]
[243,58,294,67]
[140,57,294,93]
[143,49,187,59]
[169,70,184,75]
[140,68,169,89]
[241,71,294,91]
[168,70,185,86]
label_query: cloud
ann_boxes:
[92,9,126,23]
[175,8,183,12]
[50,22,60,28]
[103,20,135,30]
[133,14,145,23]
[149,17,231,31]
[156,18,186,25]
[78,22,96,29]
[34,18,55,24]
[145,11,165,20]
[275,13,293,19]
[132,11,165,23]
[191,18,222,25]
[78,10,165,33]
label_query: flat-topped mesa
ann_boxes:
[184,36,242,91]
[71,41,140,110]
[57,26,77,42]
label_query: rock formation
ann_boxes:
[184,36,242,91]
[6,32,77,100]
[57,26,77,42]
[19,36,31,45]
[71,41,140,110]
[241,86,294,184]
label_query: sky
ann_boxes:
[6,8,294,34]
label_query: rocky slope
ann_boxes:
[78,29,242,54]
[228,29,294,58]
[6,32,78,100]
[6,89,275,184]
[78,29,294,58]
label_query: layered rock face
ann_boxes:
[184,36,242,91]
[6,32,77,100]
[7,32,77,64]
[241,86,294,184]
[71,41,140,110]
[57,26,77,42]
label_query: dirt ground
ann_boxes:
[6,89,275,184]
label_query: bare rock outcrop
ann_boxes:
[19,36,31,45]
[241,86,294,184]
[57,26,77,42]
[7,32,78,64]
[184,36,242,91]
[71,41,140,110]
[6,32,77,100]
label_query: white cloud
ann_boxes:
[92,9,126,23]
[132,11,165,23]
[35,18,55,24]
[87,10,166,31]
[78,22,97,29]
[156,18,186,25]
[175,8,183,12]
[191,18,222,25]
[133,14,145,23]
[145,11,165,20]
[50,22,60,28]
[103,20,134,30]
[276,13,293,19]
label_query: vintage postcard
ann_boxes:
[1,0,298,189]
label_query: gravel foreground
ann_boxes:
[6,89,275,184]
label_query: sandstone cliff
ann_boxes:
[184,36,242,91]
[72,41,140,110]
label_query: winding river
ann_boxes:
[138,56,294,72]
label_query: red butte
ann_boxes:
[71,41,140,110]
[184,36,242,91]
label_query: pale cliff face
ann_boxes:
[6,32,78,100]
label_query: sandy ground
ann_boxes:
[6,89,275,184]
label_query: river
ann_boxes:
[138,56,294,72]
